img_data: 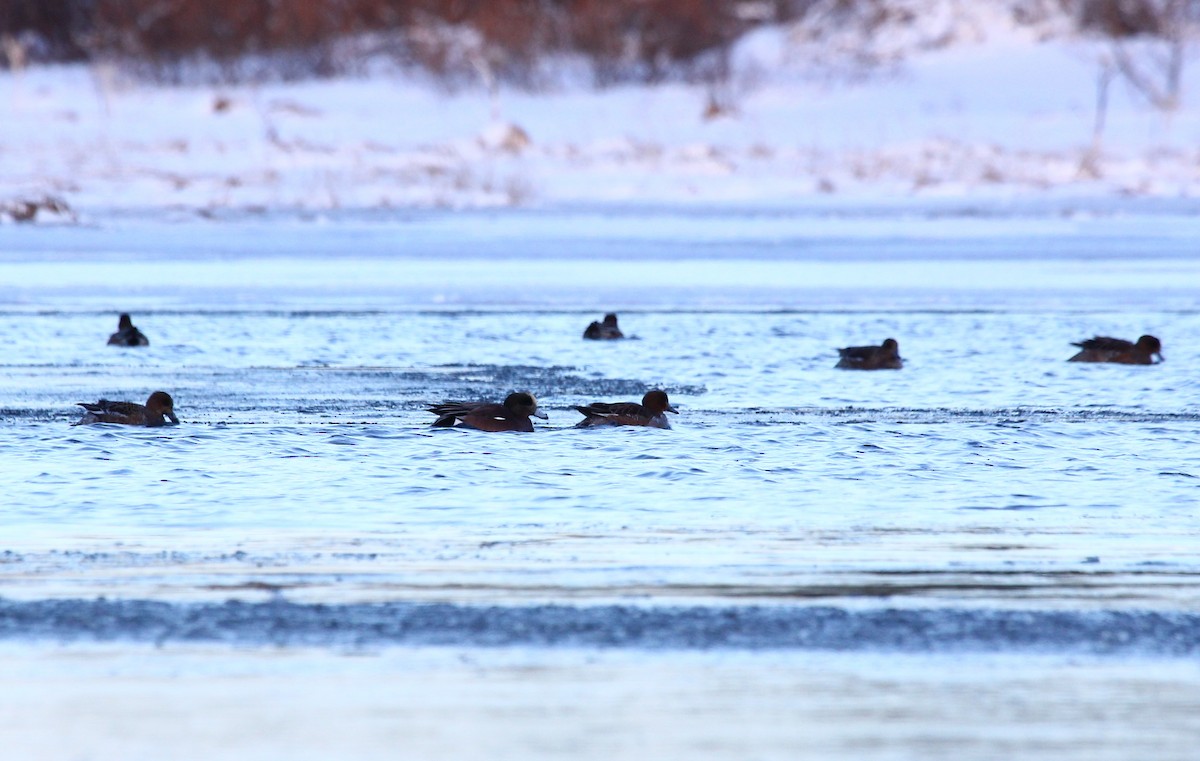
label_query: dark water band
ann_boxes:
[2,598,1198,655]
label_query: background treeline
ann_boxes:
[0,0,807,85]
[0,0,1194,86]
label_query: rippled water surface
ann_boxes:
[3,205,1200,622]
[6,206,1200,759]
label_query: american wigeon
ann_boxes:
[427,391,547,432]
[107,313,150,347]
[75,391,179,426]
[836,337,902,370]
[574,389,678,429]
[1068,335,1163,364]
[583,313,624,340]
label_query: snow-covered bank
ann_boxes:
[2,14,1199,217]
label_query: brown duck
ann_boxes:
[1068,335,1162,364]
[428,392,547,432]
[76,391,179,426]
[836,338,902,370]
[574,389,678,429]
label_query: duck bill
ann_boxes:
[666,404,679,414]
[1155,352,1164,363]
[532,408,549,420]
[166,411,180,424]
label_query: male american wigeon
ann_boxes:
[75,391,179,426]
[1068,335,1162,364]
[574,389,679,429]
[835,337,902,370]
[427,391,547,432]
[107,313,150,347]
[583,313,624,340]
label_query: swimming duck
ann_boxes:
[76,391,179,426]
[583,313,624,340]
[836,338,902,370]
[1068,335,1162,364]
[574,389,678,429]
[427,391,547,432]
[107,313,150,347]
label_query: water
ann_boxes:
[2,204,1200,758]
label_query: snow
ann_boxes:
[1,8,1199,218]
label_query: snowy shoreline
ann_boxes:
[3,18,1199,220]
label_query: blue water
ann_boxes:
[2,205,1199,645]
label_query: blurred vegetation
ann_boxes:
[0,0,807,85]
[0,0,1196,86]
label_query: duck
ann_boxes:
[835,337,902,370]
[107,313,150,347]
[75,391,179,426]
[427,391,547,432]
[574,389,678,429]
[1068,335,1162,364]
[583,313,624,340]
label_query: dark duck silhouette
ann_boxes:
[574,389,678,429]
[427,392,547,432]
[583,313,624,340]
[1068,335,1162,364]
[107,313,150,347]
[76,391,179,426]
[836,337,902,370]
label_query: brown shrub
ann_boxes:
[1072,0,1200,38]
[0,0,91,63]
[2,0,800,84]
[32,0,1181,88]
